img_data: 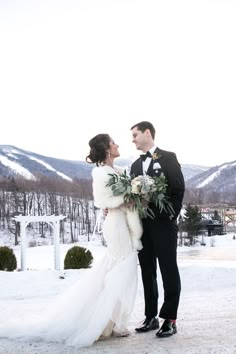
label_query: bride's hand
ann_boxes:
[103,208,108,217]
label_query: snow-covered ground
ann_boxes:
[0,234,236,354]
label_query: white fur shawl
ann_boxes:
[92,166,143,250]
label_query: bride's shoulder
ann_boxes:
[113,165,125,174]
[92,165,114,179]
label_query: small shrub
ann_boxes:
[28,240,37,248]
[0,246,17,271]
[64,246,93,270]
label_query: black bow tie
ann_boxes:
[140,151,152,161]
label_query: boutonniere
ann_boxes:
[152,152,161,161]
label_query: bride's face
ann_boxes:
[109,138,120,158]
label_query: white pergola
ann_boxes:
[14,215,66,271]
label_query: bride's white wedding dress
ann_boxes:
[0,165,143,348]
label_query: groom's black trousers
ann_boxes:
[138,218,181,320]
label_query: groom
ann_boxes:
[130,121,185,337]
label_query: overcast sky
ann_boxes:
[0,0,235,167]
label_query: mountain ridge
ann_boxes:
[0,145,210,182]
[185,160,236,205]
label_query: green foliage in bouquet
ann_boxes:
[0,246,17,271]
[64,246,93,269]
[107,170,174,219]
[106,170,132,196]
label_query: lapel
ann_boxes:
[139,159,144,175]
[146,157,154,175]
[132,158,143,176]
[146,147,162,176]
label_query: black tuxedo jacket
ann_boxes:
[130,147,185,220]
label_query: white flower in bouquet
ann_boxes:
[131,175,155,202]
[106,171,174,219]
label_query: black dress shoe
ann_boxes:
[156,319,177,337]
[135,317,159,333]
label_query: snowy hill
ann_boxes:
[186,160,236,190]
[181,164,210,180]
[0,145,211,182]
[185,160,236,204]
[0,145,93,181]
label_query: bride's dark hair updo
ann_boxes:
[86,134,110,166]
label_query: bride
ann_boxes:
[0,133,142,349]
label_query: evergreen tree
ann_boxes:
[213,209,222,222]
[182,204,202,245]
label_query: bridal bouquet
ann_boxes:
[106,171,174,219]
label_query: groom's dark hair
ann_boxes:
[130,121,156,139]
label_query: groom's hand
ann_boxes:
[141,200,149,208]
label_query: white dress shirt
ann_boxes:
[142,146,157,174]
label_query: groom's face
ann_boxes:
[131,127,148,151]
